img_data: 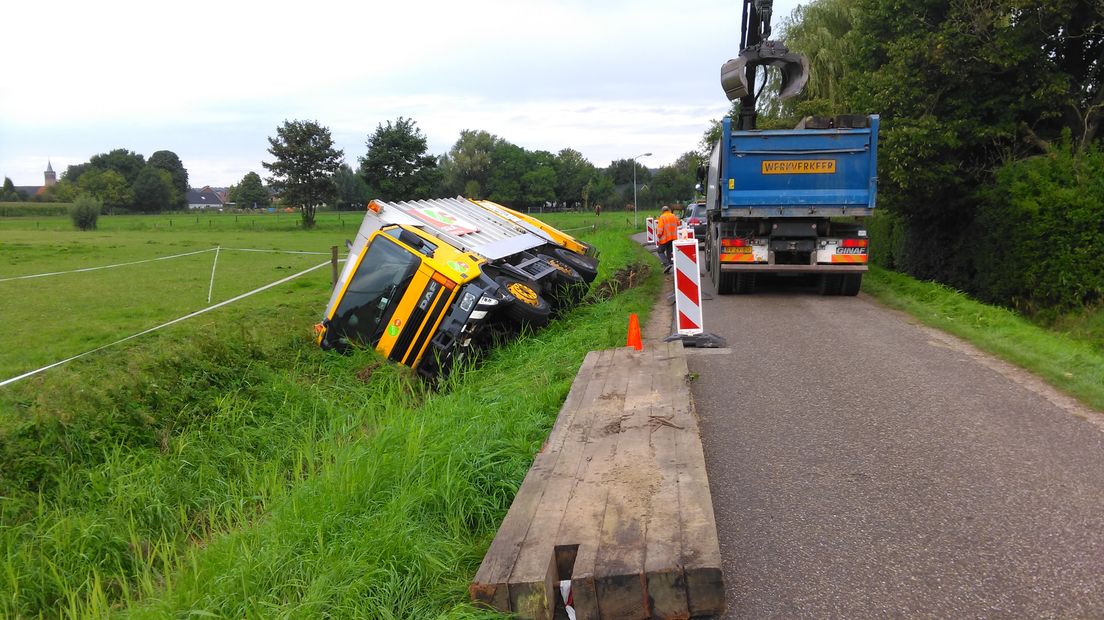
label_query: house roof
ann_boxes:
[185,188,224,205]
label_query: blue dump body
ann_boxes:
[720,115,879,217]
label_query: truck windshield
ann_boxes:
[329,236,421,347]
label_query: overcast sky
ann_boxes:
[1,0,802,188]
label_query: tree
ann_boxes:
[553,148,596,209]
[585,175,618,212]
[439,129,502,197]
[62,163,91,184]
[0,177,26,201]
[486,142,530,205]
[132,167,176,212]
[358,117,440,201]
[147,150,189,209]
[606,158,651,185]
[332,165,370,210]
[43,179,78,203]
[522,166,557,207]
[263,119,344,228]
[78,169,133,213]
[753,0,860,123]
[229,171,271,209]
[89,149,146,185]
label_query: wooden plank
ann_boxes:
[470,350,606,612]
[473,342,726,618]
[669,347,727,616]
[557,349,638,620]
[506,349,621,618]
[593,347,658,620]
[644,342,691,619]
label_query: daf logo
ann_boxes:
[419,281,440,310]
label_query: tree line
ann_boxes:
[9,149,191,213]
[262,117,701,228]
[762,0,1102,314]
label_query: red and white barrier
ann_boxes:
[673,238,703,336]
[646,217,656,245]
[677,225,695,240]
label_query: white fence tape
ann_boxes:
[0,248,217,282]
[0,261,331,388]
[0,247,334,283]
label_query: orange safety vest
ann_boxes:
[657,212,680,244]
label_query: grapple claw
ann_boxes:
[721,40,810,102]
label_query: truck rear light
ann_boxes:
[720,238,748,247]
[840,238,868,248]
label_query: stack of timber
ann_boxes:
[470,341,725,619]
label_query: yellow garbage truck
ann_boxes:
[316,197,599,379]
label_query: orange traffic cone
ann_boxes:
[626,313,643,350]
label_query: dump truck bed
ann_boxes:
[717,115,879,217]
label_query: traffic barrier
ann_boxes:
[646,217,656,245]
[673,240,703,336]
[666,239,726,348]
[677,225,695,240]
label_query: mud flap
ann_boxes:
[721,40,810,101]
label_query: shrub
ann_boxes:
[70,194,102,230]
[973,141,1104,314]
[865,209,908,271]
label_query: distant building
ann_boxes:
[13,161,57,198]
[185,186,226,209]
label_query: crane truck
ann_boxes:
[702,0,879,295]
[316,197,598,379]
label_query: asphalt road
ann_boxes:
[678,272,1104,618]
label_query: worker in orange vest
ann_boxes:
[656,205,680,272]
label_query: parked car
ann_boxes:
[683,202,708,238]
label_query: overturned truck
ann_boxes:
[316,197,599,379]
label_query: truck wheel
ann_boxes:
[496,276,552,328]
[537,254,587,307]
[549,247,599,283]
[840,273,863,296]
[818,274,842,296]
[734,273,756,294]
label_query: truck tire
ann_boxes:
[536,254,587,307]
[840,273,863,296]
[818,274,842,295]
[496,276,552,328]
[734,273,756,294]
[549,247,599,283]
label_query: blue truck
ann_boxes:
[702,0,879,295]
[702,114,879,295]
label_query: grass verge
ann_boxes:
[863,266,1104,411]
[0,214,660,618]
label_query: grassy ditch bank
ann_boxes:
[0,214,660,618]
[863,267,1104,411]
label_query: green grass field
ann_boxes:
[0,208,659,618]
[0,214,349,383]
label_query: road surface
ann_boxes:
[678,273,1104,618]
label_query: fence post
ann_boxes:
[331,246,339,290]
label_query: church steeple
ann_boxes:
[44,160,56,187]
